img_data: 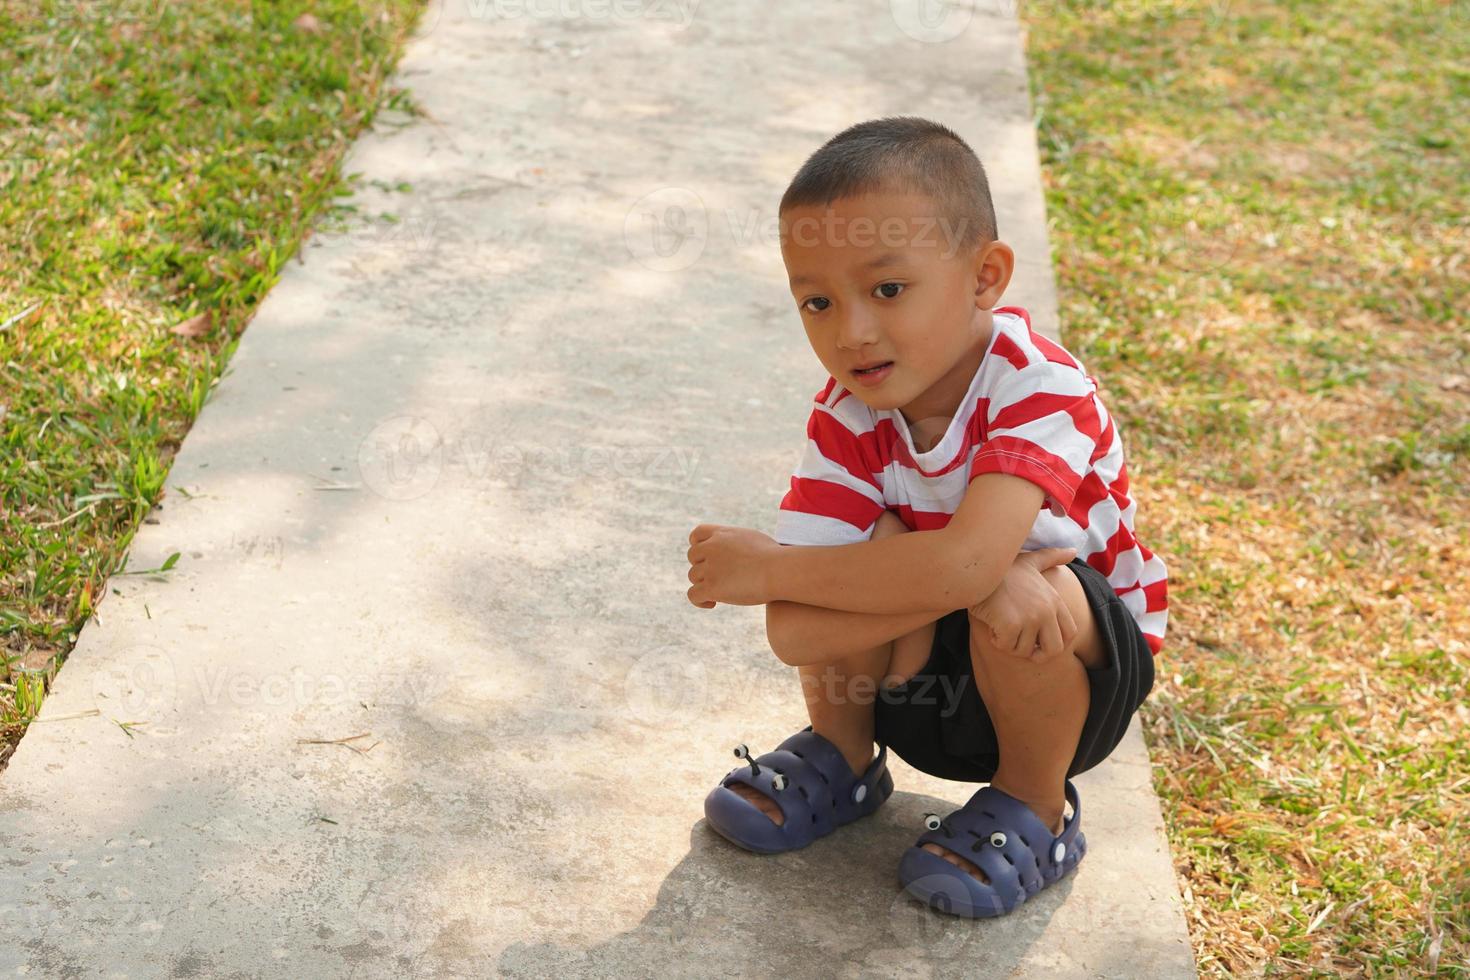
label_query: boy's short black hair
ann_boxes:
[779,116,998,253]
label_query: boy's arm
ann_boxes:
[769,472,1044,613]
[764,600,954,668]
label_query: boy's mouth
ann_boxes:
[851,360,894,387]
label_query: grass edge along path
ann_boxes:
[1021,0,1468,975]
[5,1,1468,975]
[0,0,431,763]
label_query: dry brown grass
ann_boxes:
[1026,0,1468,972]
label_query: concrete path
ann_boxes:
[1,2,1195,976]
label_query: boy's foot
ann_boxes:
[899,779,1087,918]
[918,799,1067,884]
[725,745,875,827]
[706,729,896,855]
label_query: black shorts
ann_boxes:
[872,557,1156,783]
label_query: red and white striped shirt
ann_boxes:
[774,306,1168,656]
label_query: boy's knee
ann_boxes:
[966,564,1104,673]
[1044,564,1105,670]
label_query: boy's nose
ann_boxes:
[835,313,882,350]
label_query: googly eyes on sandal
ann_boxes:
[989,831,1007,848]
[771,773,788,791]
[923,813,942,831]
[733,743,750,759]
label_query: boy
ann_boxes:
[685,117,1167,919]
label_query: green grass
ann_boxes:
[3,0,1467,973]
[0,0,427,745]
[1022,0,1468,973]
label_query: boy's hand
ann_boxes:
[686,524,780,608]
[970,547,1079,662]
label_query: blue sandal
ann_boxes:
[898,778,1087,917]
[703,725,894,854]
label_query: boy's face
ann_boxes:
[779,191,1012,424]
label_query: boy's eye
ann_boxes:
[874,282,905,299]
[800,297,830,314]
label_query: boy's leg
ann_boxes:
[920,563,1105,878]
[726,510,936,826]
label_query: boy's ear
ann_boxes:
[972,240,1015,310]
